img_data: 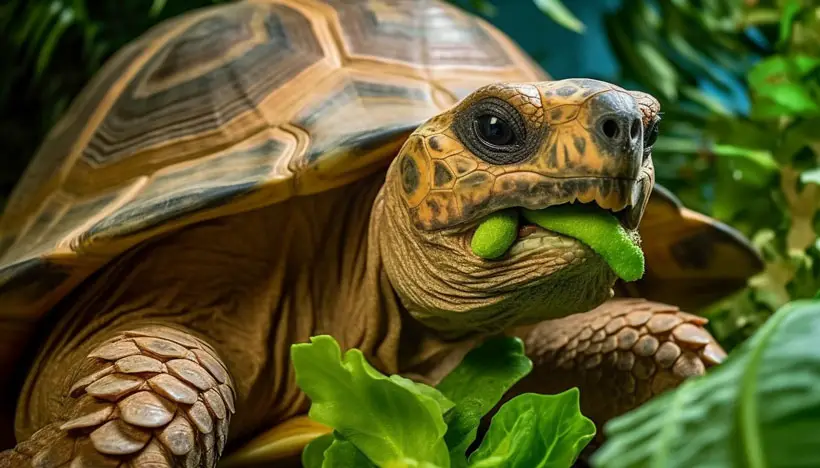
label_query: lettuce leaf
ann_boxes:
[593,299,820,468]
[294,336,594,468]
[302,433,334,468]
[291,335,451,467]
[468,389,596,468]
[436,337,533,466]
[322,438,377,468]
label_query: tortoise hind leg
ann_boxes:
[509,298,726,433]
[1,325,235,467]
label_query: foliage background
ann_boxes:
[1,0,818,351]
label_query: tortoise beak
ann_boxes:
[624,175,653,230]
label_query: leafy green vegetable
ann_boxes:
[436,337,533,466]
[302,433,334,468]
[471,209,519,260]
[468,390,595,468]
[295,336,596,468]
[322,438,378,468]
[593,299,820,468]
[291,335,451,467]
[391,374,456,415]
[522,204,645,282]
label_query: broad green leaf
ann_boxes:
[314,433,441,468]
[634,40,679,100]
[436,337,533,466]
[800,168,820,185]
[759,84,820,116]
[711,144,777,170]
[747,56,820,117]
[748,56,820,91]
[291,336,450,467]
[467,390,596,468]
[389,375,455,416]
[35,8,74,78]
[322,438,377,468]
[711,144,779,189]
[741,8,780,27]
[593,299,820,468]
[533,0,585,33]
[777,0,802,48]
[302,433,334,468]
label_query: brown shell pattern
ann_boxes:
[0,0,545,371]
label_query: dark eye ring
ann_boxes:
[474,114,515,147]
[452,96,538,165]
[644,120,659,148]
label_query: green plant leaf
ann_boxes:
[302,433,334,468]
[35,8,74,78]
[762,84,820,115]
[747,55,820,116]
[322,438,377,468]
[800,167,820,185]
[389,375,455,416]
[467,389,596,468]
[593,299,820,468]
[634,40,679,100]
[777,0,802,48]
[436,337,533,466]
[533,0,585,33]
[291,336,450,467]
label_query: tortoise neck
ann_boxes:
[362,179,478,383]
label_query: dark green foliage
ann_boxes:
[594,298,820,468]
[294,336,595,468]
[605,0,820,350]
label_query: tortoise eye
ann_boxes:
[453,96,538,165]
[644,120,659,149]
[475,115,515,147]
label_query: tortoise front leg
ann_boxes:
[509,298,726,431]
[0,325,235,467]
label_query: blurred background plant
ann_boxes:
[1,0,818,351]
[601,0,820,350]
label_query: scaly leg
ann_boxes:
[0,325,235,467]
[510,298,726,431]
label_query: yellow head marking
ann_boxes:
[394,78,660,231]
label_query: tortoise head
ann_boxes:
[378,78,660,336]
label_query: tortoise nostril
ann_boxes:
[630,118,641,141]
[602,119,619,139]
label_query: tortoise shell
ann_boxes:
[0,0,761,385]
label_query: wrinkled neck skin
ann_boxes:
[376,159,614,339]
[352,177,482,384]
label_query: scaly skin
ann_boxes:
[509,298,725,435]
[4,327,234,466]
[0,80,719,467]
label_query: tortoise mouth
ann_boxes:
[467,200,642,264]
[514,202,634,238]
[476,201,636,239]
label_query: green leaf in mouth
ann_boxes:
[470,203,645,282]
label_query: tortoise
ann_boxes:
[0,0,763,466]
